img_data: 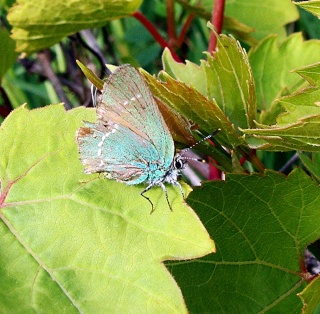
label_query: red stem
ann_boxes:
[0,86,13,118]
[208,0,226,53]
[208,157,221,180]
[132,11,182,62]
[167,0,176,45]
[176,13,195,48]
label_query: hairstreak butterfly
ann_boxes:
[76,64,219,212]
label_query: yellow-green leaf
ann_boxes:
[8,0,142,54]
[0,104,215,312]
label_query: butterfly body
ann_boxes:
[76,65,185,211]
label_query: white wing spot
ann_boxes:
[130,97,136,101]
[136,94,142,99]
[97,148,102,157]
[98,133,109,147]
[102,133,109,140]
[123,100,129,106]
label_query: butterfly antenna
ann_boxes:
[180,129,221,158]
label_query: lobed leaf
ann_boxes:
[243,63,320,151]
[162,33,256,131]
[249,33,320,112]
[167,169,320,313]
[0,104,215,312]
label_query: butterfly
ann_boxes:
[76,64,219,212]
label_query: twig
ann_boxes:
[37,50,72,110]
[77,31,110,77]
[278,152,299,173]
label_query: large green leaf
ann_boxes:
[249,33,320,112]
[167,169,320,313]
[0,104,215,312]
[7,0,142,54]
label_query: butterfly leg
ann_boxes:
[141,183,155,213]
[172,181,185,200]
[159,182,173,212]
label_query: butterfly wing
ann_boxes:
[77,65,175,185]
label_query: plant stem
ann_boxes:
[132,11,182,62]
[167,0,176,45]
[0,87,13,118]
[238,147,266,174]
[177,13,195,48]
[208,0,226,53]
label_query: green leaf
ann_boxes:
[299,152,320,182]
[249,33,320,112]
[175,0,258,46]
[242,63,320,151]
[223,0,298,41]
[0,104,214,312]
[144,34,256,151]
[298,276,320,314]
[0,28,18,81]
[167,169,320,313]
[162,33,256,131]
[294,62,320,86]
[141,68,245,151]
[177,0,298,41]
[76,60,104,91]
[294,0,320,18]
[7,0,142,54]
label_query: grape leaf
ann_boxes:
[0,104,215,312]
[167,169,320,313]
[7,0,142,54]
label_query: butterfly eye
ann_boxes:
[174,158,185,170]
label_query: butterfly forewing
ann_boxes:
[97,65,173,165]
